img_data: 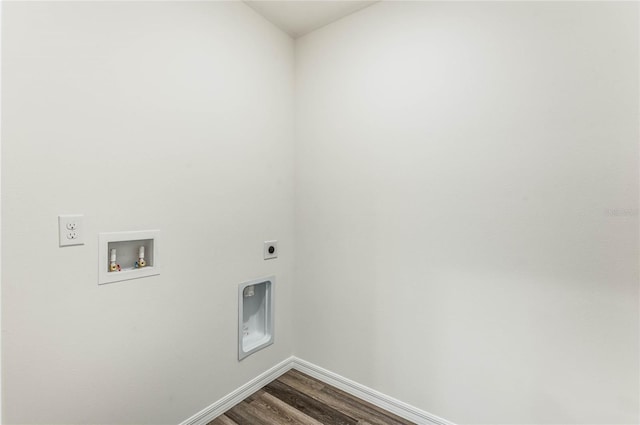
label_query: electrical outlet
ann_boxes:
[59,214,84,247]
[264,240,278,260]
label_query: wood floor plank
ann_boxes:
[264,379,359,425]
[244,392,258,403]
[287,369,412,423]
[207,414,239,425]
[282,370,415,425]
[278,372,396,425]
[224,401,274,425]
[211,369,415,425]
[249,390,325,425]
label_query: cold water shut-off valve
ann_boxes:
[135,246,146,268]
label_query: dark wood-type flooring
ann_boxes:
[208,369,416,425]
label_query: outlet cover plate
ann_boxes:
[264,240,278,260]
[58,214,84,247]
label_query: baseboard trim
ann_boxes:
[291,357,454,425]
[179,356,294,425]
[179,356,455,425]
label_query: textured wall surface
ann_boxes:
[2,2,295,423]
[294,2,639,423]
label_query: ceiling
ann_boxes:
[244,1,379,38]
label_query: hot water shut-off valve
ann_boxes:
[109,249,121,272]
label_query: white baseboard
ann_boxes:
[179,356,455,425]
[291,357,455,425]
[179,356,294,425]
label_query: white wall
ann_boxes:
[294,2,639,424]
[4,2,639,425]
[2,2,294,424]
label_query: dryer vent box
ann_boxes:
[238,277,274,360]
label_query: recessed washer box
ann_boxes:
[98,230,160,285]
[238,277,274,360]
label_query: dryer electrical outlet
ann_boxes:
[264,240,278,260]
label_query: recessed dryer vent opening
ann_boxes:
[238,277,274,360]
